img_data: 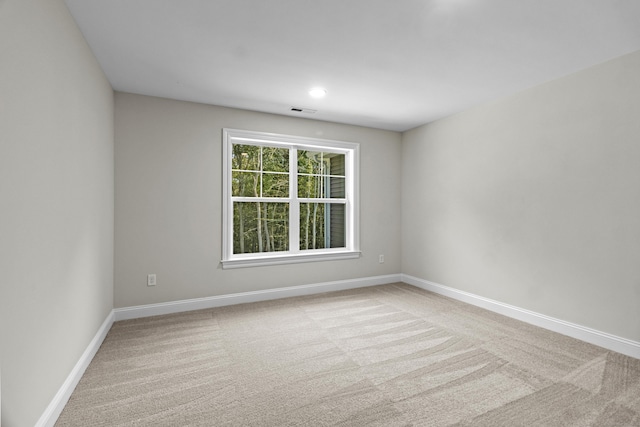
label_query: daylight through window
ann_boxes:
[222,129,360,268]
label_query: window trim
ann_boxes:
[221,129,360,269]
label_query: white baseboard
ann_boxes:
[114,274,402,321]
[402,274,640,360]
[37,274,400,426]
[35,310,115,427]
[39,272,639,426]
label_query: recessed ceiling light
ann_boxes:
[309,88,327,98]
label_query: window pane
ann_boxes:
[328,176,345,198]
[297,151,345,176]
[262,172,289,197]
[298,175,322,198]
[262,147,289,172]
[328,153,345,177]
[232,144,289,173]
[233,172,288,198]
[298,150,325,174]
[232,171,260,197]
[233,202,289,254]
[298,150,327,175]
[299,203,345,250]
[232,144,260,171]
[298,175,345,198]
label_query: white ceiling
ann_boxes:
[64,0,640,132]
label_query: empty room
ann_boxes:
[2,0,640,426]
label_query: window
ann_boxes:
[222,129,360,268]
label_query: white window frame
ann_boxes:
[222,129,360,269]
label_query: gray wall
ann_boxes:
[114,93,402,308]
[402,50,640,342]
[0,0,114,425]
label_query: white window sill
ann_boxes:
[221,251,361,269]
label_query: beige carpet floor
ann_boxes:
[56,283,640,426]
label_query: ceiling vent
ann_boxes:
[290,107,317,114]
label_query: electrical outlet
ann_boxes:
[147,274,156,286]
[379,255,384,264]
